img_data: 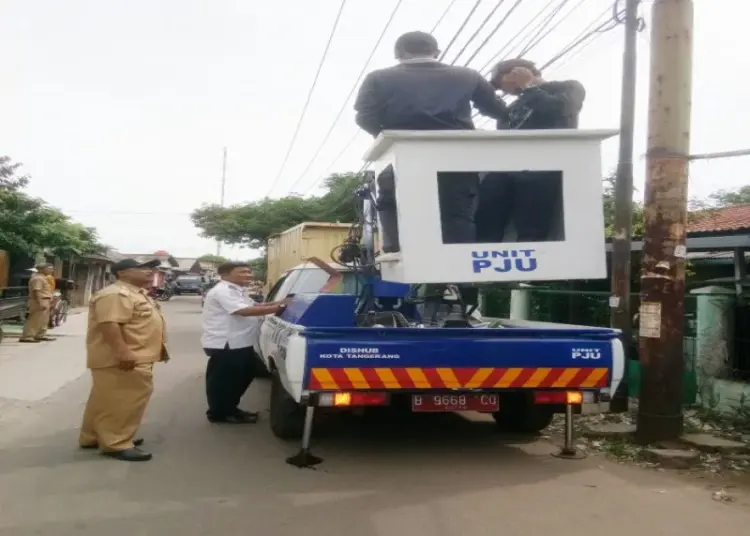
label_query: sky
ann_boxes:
[2,0,748,259]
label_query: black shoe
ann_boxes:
[19,338,41,343]
[36,336,56,341]
[80,438,144,450]
[102,447,152,462]
[208,413,259,424]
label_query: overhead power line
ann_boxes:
[264,0,349,198]
[303,2,476,196]
[430,0,460,34]
[284,0,405,195]
[460,0,526,67]
[439,0,484,62]
[476,0,564,75]
[450,0,509,65]
[516,0,582,58]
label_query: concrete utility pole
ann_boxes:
[609,0,641,413]
[636,0,694,443]
[216,146,227,257]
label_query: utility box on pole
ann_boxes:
[363,129,617,285]
[636,0,694,443]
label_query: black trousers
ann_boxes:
[203,345,256,419]
[376,165,479,252]
[475,171,562,243]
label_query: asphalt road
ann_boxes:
[1,296,749,535]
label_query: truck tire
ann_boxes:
[269,370,305,440]
[492,394,555,434]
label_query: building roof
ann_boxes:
[174,257,198,271]
[688,204,750,233]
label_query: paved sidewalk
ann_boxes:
[0,311,88,403]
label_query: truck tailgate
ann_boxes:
[301,327,619,391]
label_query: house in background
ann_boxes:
[110,250,180,288]
[173,257,199,275]
[4,249,114,307]
[189,259,219,279]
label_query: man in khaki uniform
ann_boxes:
[19,263,56,343]
[79,258,167,462]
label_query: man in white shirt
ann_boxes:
[201,262,288,424]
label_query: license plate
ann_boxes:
[411,394,500,412]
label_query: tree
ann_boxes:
[602,174,645,238]
[247,256,267,282]
[0,156,104,257]
[0,156,29,191]
[705,185,750,207]
[191,172,365,250]
[197,253,229,264]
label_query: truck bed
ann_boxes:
[270,294,624,400]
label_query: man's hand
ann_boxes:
[274,298,292,314]
[116,352,138,370]
[506,67,538,90]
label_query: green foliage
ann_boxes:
[602,174,645,238]
[247,256,267,282]
[197,254,229,264]
[0,156,29,190]
[706,185,750,207]
[0,156,103,257]
[191,172,366,249]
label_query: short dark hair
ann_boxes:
[394,31,438,58]
[217,261,251,276]
[491,58,541,82]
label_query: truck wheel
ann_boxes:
[269,370,305,440]
[492,394,555,434]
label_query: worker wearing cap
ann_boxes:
[78,258,167,462]
[19,263,56,343]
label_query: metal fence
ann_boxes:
[482,287,699,397]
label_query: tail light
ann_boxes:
[317,392,390,407]
[533,391,584,405]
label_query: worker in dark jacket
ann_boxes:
[475,58,585,243]
[354,31,508,251]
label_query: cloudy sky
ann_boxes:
[2,0,747,259]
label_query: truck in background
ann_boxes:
[265,222,363,293]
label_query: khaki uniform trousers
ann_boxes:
[79,363,154,451]
[21,301,50,339]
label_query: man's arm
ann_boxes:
[472,76,509,122]
[232,302,286,317]
[354,72,382,137]
[517,80,585,116]
[94,293,137,369]
[214,287,285,317]
[29,277,46,305]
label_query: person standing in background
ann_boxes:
[79,258,167,462]
[201,262,288,424]
[19,263,56,343]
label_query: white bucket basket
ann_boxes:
[364,129,618,284]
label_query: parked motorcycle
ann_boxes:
[149,286,173,302]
